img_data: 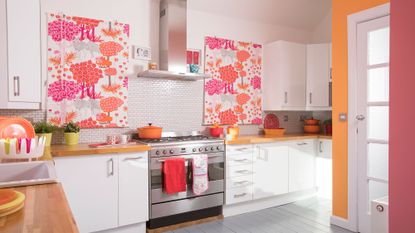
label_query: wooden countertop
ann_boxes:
[43,143,151,158]
[225,134,332,145]
[0,183,78,233]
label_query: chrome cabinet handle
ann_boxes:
[13,76,20,96]
[284,92,288,104]
[108,158,114,176]
[297,142,308,146]
[234,193,247,198]
[235,148,250,152]
[234,181,249,186]
[234,158,249,162]
[235,169,251,174]
[123,156,143,161]
[319,141,323,153]
[356,115,365,121]
[309,93,312,104]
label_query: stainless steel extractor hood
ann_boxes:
[137,0,209,81]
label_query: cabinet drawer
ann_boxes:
[226,145,253,155]
[226,175,253,189]
[226,164,253,178]
[226,185,253,205]
[226,153,254,166]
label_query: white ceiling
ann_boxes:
[188,0,332,31]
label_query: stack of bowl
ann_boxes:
[303,118,321,134]
[0,189,25,217]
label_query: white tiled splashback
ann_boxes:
[0,77,331,143]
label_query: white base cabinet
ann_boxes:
[54,152,148,233]
[226,140,318,206]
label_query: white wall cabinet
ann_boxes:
[288,140,316,192]
[253,143,289,199]
[54,152,149,233]
[0,0,41,109]
[263,41,306,110]
[306,44,330,109]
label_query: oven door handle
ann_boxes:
[156,154,222,163]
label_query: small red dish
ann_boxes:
[0,117,35,139]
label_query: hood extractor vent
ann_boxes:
[138,0,208,81]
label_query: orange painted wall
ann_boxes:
[332,0,389,219]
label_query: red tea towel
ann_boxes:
[163,158,187,195]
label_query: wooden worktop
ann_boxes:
[0,183,78,233]
[44,143,151,158]
[225,134,332,145]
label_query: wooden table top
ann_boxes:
[0,183,78,233]
[225,134,332,145]
[41,143,151,158]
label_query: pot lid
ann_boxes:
[140,123,162,129]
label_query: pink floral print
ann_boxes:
[251,75,261,90]
[48,80,81,102]
[205,79,225,96]
[48,19,80,42]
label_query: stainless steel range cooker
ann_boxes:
[136,132,225,229]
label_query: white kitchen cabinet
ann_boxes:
[306,44,330,109]
[263,41,306,110]
[316,139,332,199]
[288,140,317,192]
[118,153,149,227]
[318,139,332,158]
[253,143,289,199]
[54,152,149,233]
[54,155,119,233]
[0,0,41,109]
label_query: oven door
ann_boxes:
[149,152,224,204]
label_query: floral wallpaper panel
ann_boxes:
[204,36,262,125]
[46,14,130,128]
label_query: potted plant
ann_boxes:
[33,120,56,147]
[64,121,80,145]
[323,119,332,135]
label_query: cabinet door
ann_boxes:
[289,140,316,192]
[54,155,118,233]
[118,153,149,226]
[280,41,306,108]
[318,139,332,158]
[6,0,41,103]
[306,44,330,107]
[253,144,289,199]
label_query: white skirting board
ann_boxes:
[330,216,358,232]
[223,188,317,217]
[96,222,146,233]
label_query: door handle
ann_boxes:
[356,115,365,121]
[234,193,247,198]
[309,93,312,104]
[284,92,288,104]
[319,141,323,153]
[123,156,143,161]
[234,158,249,162]
[235,169,251,174]
[13,76,20,96]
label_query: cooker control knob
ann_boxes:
[211,147,215,151]
[169,150,174,154]
[204,147,208,151]
[163,150,167,155]
[216,146,221,151]
[192,148,197,152]
[199,148,203,152]
[155,150,160,155]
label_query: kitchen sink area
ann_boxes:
[0,161,57,188]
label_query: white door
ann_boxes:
[356,15,390,233]
[6,0,41,102]
[288,140,316,192]
[54,155,119,233]
[253,143,289,199]
[118,153,149,226]
[306,44,330,107]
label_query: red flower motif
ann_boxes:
[48,19,80,42]
[48,80,81,102]
[219,65,238,84]
[104,68,117,76]
[99,41,123,57]
[236,93,250,105]
[205,37,226,50]
[251,75,261,90]
[205,79,225,95]
[218,109,238,125]
[70,61,103,86]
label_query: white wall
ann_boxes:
[311,9,332,43]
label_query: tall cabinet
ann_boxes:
[0,0,41,109]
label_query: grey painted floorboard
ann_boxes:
[165,197,354,233]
